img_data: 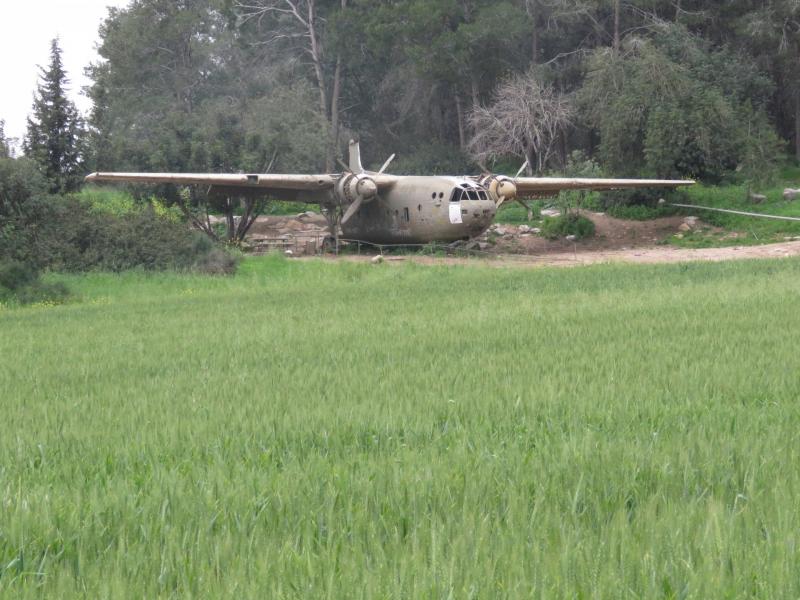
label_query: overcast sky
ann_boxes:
[1,0,131,148]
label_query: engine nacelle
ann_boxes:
[476,174,517,204]
[336,173,378,207]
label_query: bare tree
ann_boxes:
[236,0,345,171]
[468,69,572,174]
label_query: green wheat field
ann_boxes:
[2,255,800,598]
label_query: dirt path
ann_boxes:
[315,241,800,268]
[485,241,800,267]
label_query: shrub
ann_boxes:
[29,198,240,274]
[0,261,69,305]
[541,213,596,240]
[606,204,679,220]
[0,260,38,290]
[599,187,689,211]
[1,156,239,276]
[2,196,240,275]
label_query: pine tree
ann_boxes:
[23,39,84,193]
[0,120,9,159]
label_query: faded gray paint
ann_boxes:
[341,176,495,244]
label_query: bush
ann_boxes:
[0,261,69,305]
[0,260,38,290]
[1,156,239,275]
[1,185,239,275]
[25,198,240,274]
[605,204,679,220]
[599,187,689,211]
[541,213,596,240]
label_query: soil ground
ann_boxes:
[248,212,800,267]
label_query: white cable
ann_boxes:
[668,203,800,222]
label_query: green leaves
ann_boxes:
[23,39,85,194]
[578,24,781,183]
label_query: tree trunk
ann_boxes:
[327,0,347,169]
[307,1,327,117]
[470,76,480,110]
[795,92,800,161]
[305,0,335,171]
[530,1,539,64]
[613,0,621,54]
[455,90,465,149]
[225,198,235,242]
[525,144,535,176]
[330,54,343,167]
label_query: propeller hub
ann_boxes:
[356,177,377,200]
[337,173,378,206]
[496,179,517,200]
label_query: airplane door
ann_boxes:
[449,201,462,224]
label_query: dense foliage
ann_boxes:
[23,40,85,194]
[540,212,596,240]
[0,260,69,305]
[0,120,10,159]
[0,158,237,274]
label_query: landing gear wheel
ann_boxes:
[321,235,337,254]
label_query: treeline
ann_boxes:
[70,0,796,184]
[2,1,798,187]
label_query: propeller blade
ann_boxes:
[378,154,396,175]
[514,160,530,180]
[341,196,364,226]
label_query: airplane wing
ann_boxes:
[84,172,399,203]
[513,177,694,198]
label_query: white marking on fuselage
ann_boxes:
[449,202,463,224]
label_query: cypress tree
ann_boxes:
[0,120,9,159]
[23,39,84,193]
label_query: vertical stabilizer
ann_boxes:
[349,139,365,174]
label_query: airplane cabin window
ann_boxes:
[450,189,461,202]
[404,207,410,222]
[467,190,479,201]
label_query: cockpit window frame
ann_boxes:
[451,183,489,203]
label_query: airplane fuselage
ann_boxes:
[339,176,497,245]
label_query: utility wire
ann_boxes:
[668,203,800,222]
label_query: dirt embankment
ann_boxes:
[246,211,800,267]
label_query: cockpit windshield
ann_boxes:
[450,184,489,202]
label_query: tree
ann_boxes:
[738,0,800,160]
[236,0,346,171]
[578,24,779,181]
[88,0,329,243]
[468,68,572,174]
[181,80,328,243]
[0,121,9,159]
[23,39,85,193]
[87,0,225,173]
